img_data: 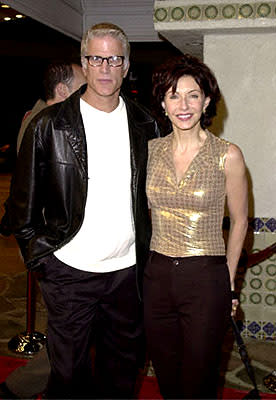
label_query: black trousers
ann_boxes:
[143,251,232,399]
[39,255,144,399]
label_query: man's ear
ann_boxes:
[81,61,88,78]
[55,82,69,100]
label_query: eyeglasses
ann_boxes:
[85,55,125,67]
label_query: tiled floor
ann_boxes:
[0,172,275,394]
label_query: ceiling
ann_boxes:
[0,1,27,24]
[2,0,161,42]
[1,0,204,59]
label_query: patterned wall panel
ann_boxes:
[154,2,276,23]
[236,218,276,341]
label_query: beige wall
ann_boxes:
[205,33,276,218]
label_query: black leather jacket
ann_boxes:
[7,86,159,292]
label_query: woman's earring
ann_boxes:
[165,111,168,117]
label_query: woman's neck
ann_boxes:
[172,127,207,153]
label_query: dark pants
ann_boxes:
[39,255,144,399]
[143,251,232,399]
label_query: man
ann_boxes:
[7,23,159,399]
[16,61,85,153]
[0,61,86,236]
[0,60,86,399]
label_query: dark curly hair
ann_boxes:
[151,54,221,136]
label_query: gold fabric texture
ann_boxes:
[146,130,230,257]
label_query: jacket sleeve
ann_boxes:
[7,116,47,262]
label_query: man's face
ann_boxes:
[82,35,129,101]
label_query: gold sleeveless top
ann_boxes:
[146,130,230,257]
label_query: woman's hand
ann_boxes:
[231,290,239,316]
[231,298,239,316]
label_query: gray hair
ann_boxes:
[81,22,130,72]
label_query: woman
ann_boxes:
[144,54,248,399]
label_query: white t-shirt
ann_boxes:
[54,97,136,272]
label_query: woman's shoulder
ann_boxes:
[207,130,229,145]
[207,131,245,169]
[148,133,172,151]
[226,142,245,163]
[208,132,244,157]
[207,130,232,155]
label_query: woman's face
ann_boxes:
[162,75,210,133]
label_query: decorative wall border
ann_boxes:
[154,2,276,23]
[249,217,276,233]
[240,319,276,340]
[223,217,276,233]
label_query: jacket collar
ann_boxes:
[53,86,154,176]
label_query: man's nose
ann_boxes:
[100,59,111,71]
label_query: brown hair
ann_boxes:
[152,54,221,135]
[43,61,74,101]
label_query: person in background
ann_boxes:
[6,22,159,399]
[0,60,86,237]
[0,60,86,400]
[144,54,248,399]
[16,61,86,153]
